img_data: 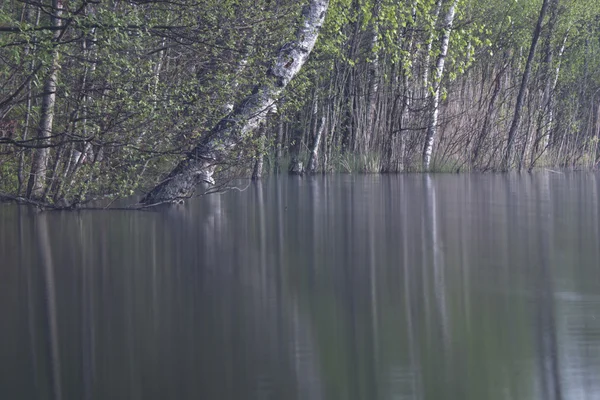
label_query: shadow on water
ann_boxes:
[1,173,600,400]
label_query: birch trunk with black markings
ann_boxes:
[422,0,459,171]
[142,0,329,204]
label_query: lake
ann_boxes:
[1,173,600,400]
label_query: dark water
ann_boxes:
[1,174,600,400]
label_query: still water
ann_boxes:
[1,174,600,400]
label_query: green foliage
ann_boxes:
[2,0,600,206]
[0,0,304,205]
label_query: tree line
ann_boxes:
[0,0,599,207]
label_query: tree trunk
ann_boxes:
[471,62,506,168]
[529,0,560,171]
[546,31,567,152]
[422,0,459,171]
[142,0,329,204]
[289,114,305,175]
[366,0,381,148]
[307,114,326,173]
[252,126,266,180]
[26,0,62,199]
[423,0,443,90]
[501,0,550,171]
[17,5,40,195]
[274,117,284,173]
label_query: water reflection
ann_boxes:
[36,213,63,400]
[1,173,600,400]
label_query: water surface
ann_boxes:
[1,173,600,400]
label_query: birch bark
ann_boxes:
[143,0,329,204]
[422,0,459,171]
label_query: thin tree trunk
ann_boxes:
[289,114,305,175]
[472,62,507,168]
[518,87,535,171]
[546,31,567,151]
[252,125,266,180]
[529,0,559,170]
[422,0,459,171]
[27,0,63,200]
[307,113,326,173]
[501,0,550,171]
[385,3,416,172]
[367,1,381,149]
[17,5,40,195]
[252,153,264,180]
[274,117,284,173]
[142,0,329,204]
[423,0,443,90]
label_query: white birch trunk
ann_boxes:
[252,125,266,180]
[545,32,567,150]
[422,0,458,171]
[307,114,326,173]
[423,0,443,90]
[366,0,381,147]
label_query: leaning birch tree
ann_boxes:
[142,0,330,204]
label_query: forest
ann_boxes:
[1,0,599,207]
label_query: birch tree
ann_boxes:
[142,0,330,204]
[422,0,459,171]
[26,0,62,199]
